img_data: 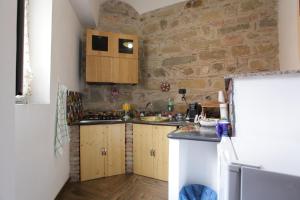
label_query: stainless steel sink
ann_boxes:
[140,116,170,122]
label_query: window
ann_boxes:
[16,0,33,99]
[16,0,25,96]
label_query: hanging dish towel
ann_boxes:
[55,84,70,156]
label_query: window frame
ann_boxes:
[16,0,25,96]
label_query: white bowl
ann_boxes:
[199,118,218,127]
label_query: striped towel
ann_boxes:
[55,84,70,156]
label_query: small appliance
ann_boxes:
[186,103,202,122]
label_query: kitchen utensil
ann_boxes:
[216,120,230,137]
[199,118,218,127]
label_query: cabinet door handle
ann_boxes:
[100,148,105,156]
[150,149,153,156]
[153,150,156,157]
[104,148,107,156]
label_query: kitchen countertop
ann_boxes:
[130,119,191,126]
[75,119,220,142]
[168,126,221,142]
[74,119,191,127]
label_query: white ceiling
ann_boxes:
[69,0,186,27]
[121,0,186,14]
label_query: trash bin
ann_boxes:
[179,184,217,200]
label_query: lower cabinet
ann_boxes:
[133,124,176,181]
[80,124,125,181]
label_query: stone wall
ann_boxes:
[69,126,80,182]
[82,0,279,112]
[125,123,133,173]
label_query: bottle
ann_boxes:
[219,103,228,120]
[167,98,174,112]
[218,91,228,120]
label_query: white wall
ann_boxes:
[0,0,17,199]
[278,0,300,70]
[122,0,186,14]
[232,75,300,177]
[70,0,187,28]
[14,0,82,199]
[69,0,97,27]
[29,0,53,104]
[169,139,218,200]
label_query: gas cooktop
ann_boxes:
[82,111,123,121]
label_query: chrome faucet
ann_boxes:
[144,102,153,113]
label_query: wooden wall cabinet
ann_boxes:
[80,124,125,181]
[86,56,114,83]
[86,29,139,84]
[133,124,176,181]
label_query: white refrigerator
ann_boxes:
[219,72,300,200]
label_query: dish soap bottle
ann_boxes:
[167,98,174,112]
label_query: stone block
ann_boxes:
[143,23,160,34]
[249,59,268,71]
[260,17,277,28]
[170,20,179,28]
[160,20,168,30]
[232,45,250,56]
[255,43,277,54]
[241,0,263,12]
[201,10,222,22]
[189,40,210,50]
[199,50,226,60]
[177,79,206,89]
[170,31,198,41]
[209,63,224,74]
[153,68,167,77]
[183,68,194,76]
[223,35,244,46]
[162,56,197,66]
[161,45,182,54]
[219,23,250,35]
[210,78,225,90]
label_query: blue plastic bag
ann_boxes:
[179,184,217,200]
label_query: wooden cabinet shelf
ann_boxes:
[80,124,125,181]
[85,29,139,84]
[133,124,176,181]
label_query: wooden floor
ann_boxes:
[56,174,168,200]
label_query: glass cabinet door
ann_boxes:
[116,34,138,59]
[119,39,134,54]
[86,30,114,57]
[92,35,108,52]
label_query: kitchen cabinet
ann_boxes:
[86,56,114,82]
[80,124,125,181]
[133,124,176,181]
[113,58,138,84]
[85,29,138,84]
